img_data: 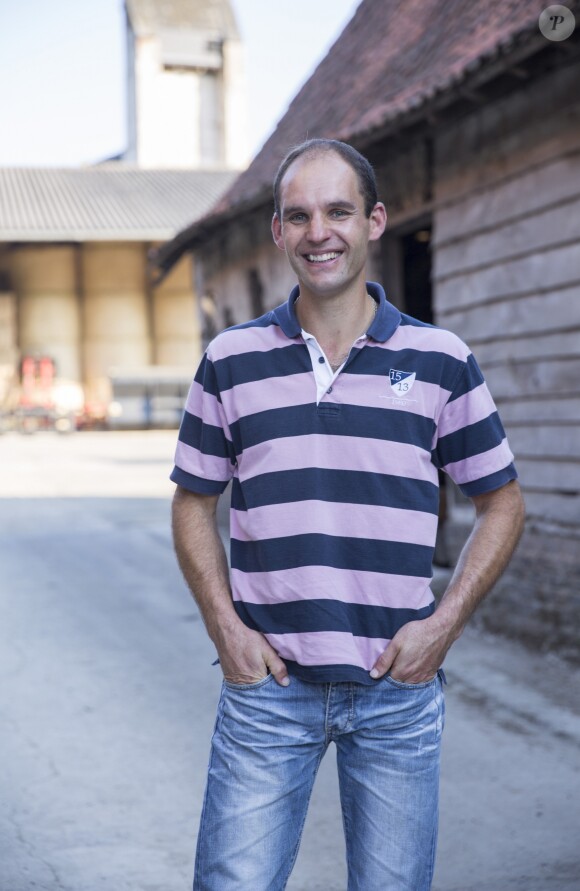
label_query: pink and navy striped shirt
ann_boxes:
[171,282,517,684]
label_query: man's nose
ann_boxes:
[306,213,330,242]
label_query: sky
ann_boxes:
[0,0,361,167]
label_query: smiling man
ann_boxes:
[171,138,525,891]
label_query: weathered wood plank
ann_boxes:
[497,396,579,425]
[517,458,580,492]
[435,150,580,248]
[434,62,580,213]
[521,491,580,526]
[519,460,580,489]
[435,242,580,313]
[483,357,580,400]
[507,425,580,459]
[473,329,580,368]
[433,192,580,281]
[438,287,580,345]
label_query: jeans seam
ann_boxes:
[435,679,445,739]
[193,692,226,891]
[347,683,355,729]
[324,683,333,743]
[425,811,439,888]
[425,683,443,887]
[339,786,353,888]
[325,683,357,740]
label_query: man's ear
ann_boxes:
[272,213,285,251]
[368,202,387,242]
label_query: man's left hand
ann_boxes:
[369,617,453,683]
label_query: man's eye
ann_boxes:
[288,213,307,223]
[330,209,348,218]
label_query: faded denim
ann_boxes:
[193,672,445,891]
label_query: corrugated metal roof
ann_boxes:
[0,166,237,242]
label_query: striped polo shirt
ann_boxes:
[171,282,517,684]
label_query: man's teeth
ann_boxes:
[306,252,340,262]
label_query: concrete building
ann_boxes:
[0,167,235,418]
[125,0,247,169]
[0,0,245,423]
[155,0,580,661]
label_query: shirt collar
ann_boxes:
[272,281,401,343]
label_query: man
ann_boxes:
[171,138,525,890]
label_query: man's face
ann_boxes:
[271,151,386,301]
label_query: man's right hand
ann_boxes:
[216,623,290,687]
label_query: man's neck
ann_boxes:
[294,285,376,367]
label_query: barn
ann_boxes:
[156,0,580,660]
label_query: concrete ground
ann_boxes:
[0,430,578,891]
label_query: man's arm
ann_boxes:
[171,485,289,686]
[370,479,525,683]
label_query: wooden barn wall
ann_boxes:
[197,207,293,327]
[192,59,579,660]
[432,59,580,661]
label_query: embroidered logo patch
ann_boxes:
[389,369,416,395]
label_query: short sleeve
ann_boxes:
[170,351,236,494]
[432,352,517,497]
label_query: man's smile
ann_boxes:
[304,251,342,263]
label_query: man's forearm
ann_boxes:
[371,479,525,682]
[171,485,237,642]
[171,485,290,685]
[434,479,526,641]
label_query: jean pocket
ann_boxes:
[384,674,438,690]
[223,673,274,691]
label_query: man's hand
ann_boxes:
[172,486,290,689]
[370,481,525,683]
[216,621,290,687]
[370,616,451,683]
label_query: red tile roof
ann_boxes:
[155,0,574,272]
[215,0,549,214]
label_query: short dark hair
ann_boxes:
[273,138,379,219]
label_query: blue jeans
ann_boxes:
[194,673,445,891]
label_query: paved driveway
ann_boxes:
[0,431,578,890]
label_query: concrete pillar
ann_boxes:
[11,246,81,382]
[152,254,201,368]
[0,286,18,408]
[82,243,151,404]
[0,289,17,364]
[133,35,202,169]
[223,37,248,169]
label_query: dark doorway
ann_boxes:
[401,227,433,323]
[248,268,265,318]
[396,224,452,566]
